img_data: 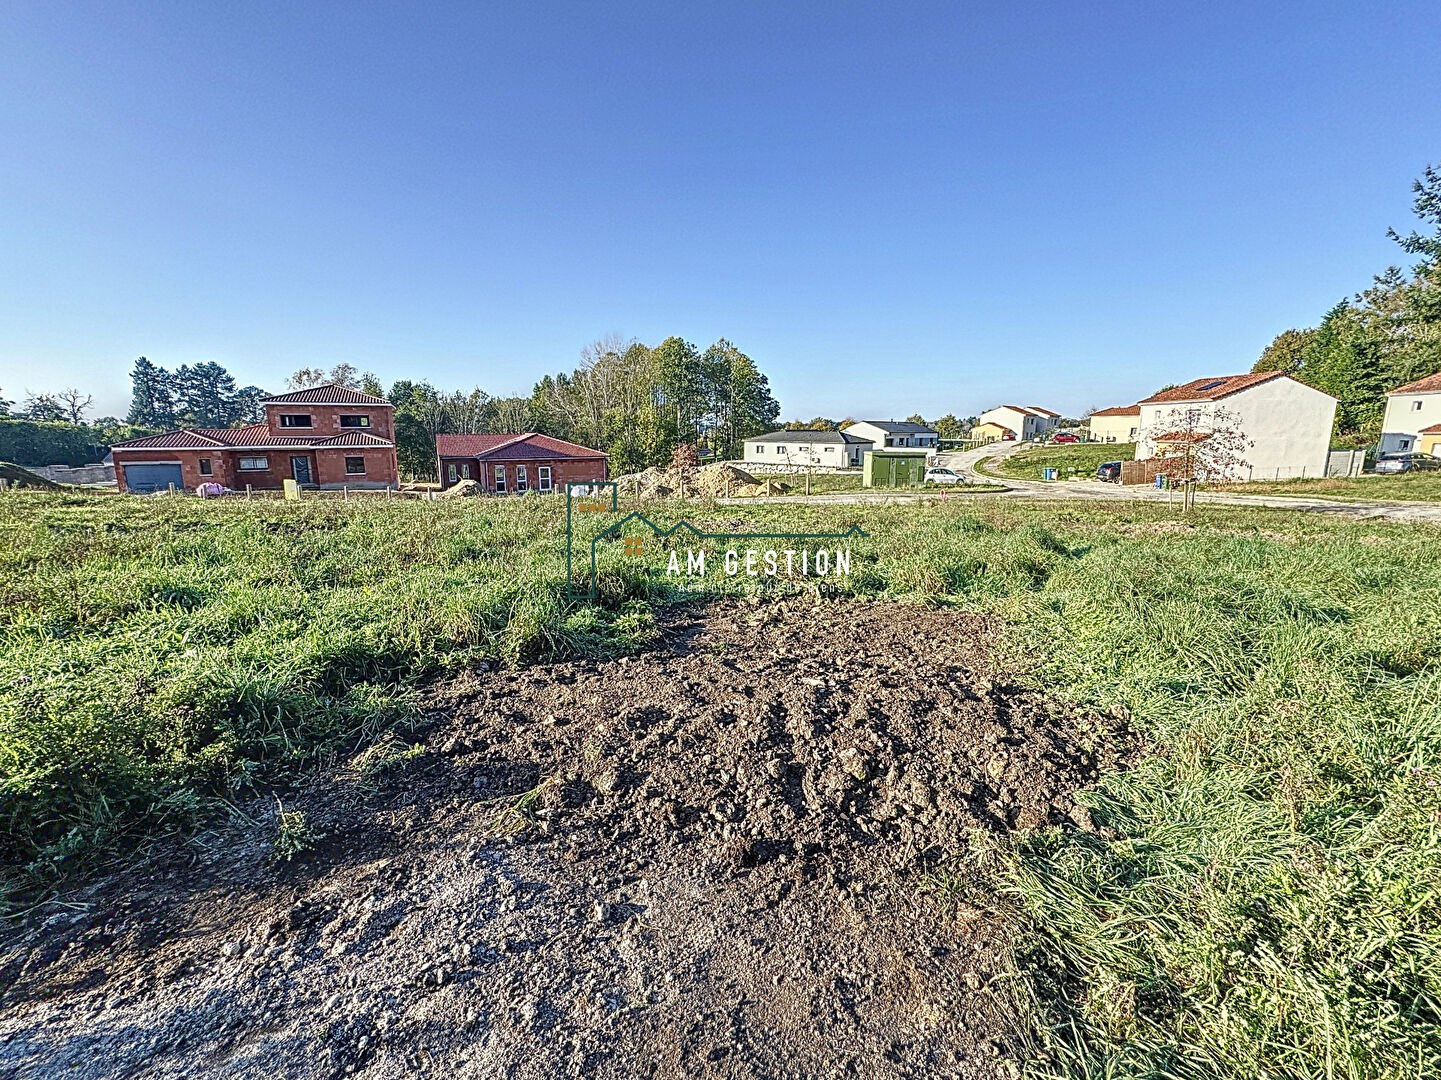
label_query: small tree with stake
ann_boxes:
[1140,404,1253,509]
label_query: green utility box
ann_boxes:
[862,450,928,488]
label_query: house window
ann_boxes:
[1400,439,1413,450]
[538,466,552,492]
[278,414,313,428]
[494,465,506,493]
[339,415,371,428]
[239,457,268,470]
[461,463,471,479]
[447,464,457,483]
[198,459,212,476]
[516,466,528,492]
[345,456,365,475]
[754,445,764,453]
[1415,401,1425,411]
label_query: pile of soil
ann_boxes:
[615,462,785,499]
[0,601,1128,1079]
[438,478,483,497]
[0,462,62,490]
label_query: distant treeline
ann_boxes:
[1253,163,1441,441]
[2,336,782,478]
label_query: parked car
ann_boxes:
[1375,452,1441,474]
[924,467,963,485]
[1096,461,1123,483]
[1051,433,1080,444]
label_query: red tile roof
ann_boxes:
[1388,372,1441,395]
[112,426,394,450]
[1419,423,1441,434]
[1137,371,1287,405]
[436,433,607,460]
[260,384,393,406]
[1026,406,1061,417]
[1089,404,1141,417]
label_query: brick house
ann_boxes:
[435,433,607,494]
[111,384,399,492]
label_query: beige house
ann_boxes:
[1087,405,1140,443]
[1379,373,1441,455]
[975,405,1059,441]
[1136,372,1336,481]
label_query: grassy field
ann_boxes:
[982,442,1133,481]
[3,490,1440,1077]
[1216,470,1441,502]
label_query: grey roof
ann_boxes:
[747,429,870,444]
[851,420,937,433]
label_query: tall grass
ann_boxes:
[3,491,1440,1075]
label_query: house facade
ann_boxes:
[1135,372,1336,481]
[111,384,398,493]
[435,433,607,493]
[1087,405,1140,443]
[976,406,1059,441]
[1378,373,1441,455]
[842,421,939,452]
[742,429,870,467]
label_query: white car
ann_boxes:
[924,467,963,485]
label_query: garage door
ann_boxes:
[124,463,184,493]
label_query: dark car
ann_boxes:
[1096,461,1123,482]
[1375,452,1441,474]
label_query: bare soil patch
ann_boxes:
[0,600,1127,1079]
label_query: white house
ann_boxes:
[743,429,870,467]
[842,420,939,451]
[1135,372,1337,481]
[976,405,1060,442]
[1087,405,1140,443]
[1378,373,1441,455]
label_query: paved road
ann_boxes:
[719,442,1441,524]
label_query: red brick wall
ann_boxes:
[262,403,395,441]
[115,448,399,491]
[314,448,399,487]
[438,456,607,492]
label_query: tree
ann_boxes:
[127,357,177,428]
[232,386,269,425]
[1139,404,1253,482]
[361,372,385,398]
[172,362,239,427]
[0,388,10,416]
[21,393,65,421]
[286,367,329,390]
[905,414,928,425]
[1253,328,1316,374]
[670,442,699,469]
[933,414,964,439]
[56,388,94,424]
[327,363,362,390]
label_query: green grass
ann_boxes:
[1218,470,1441,502]
[3,490,1441,1077]
[984,442,1133,481]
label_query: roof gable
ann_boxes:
[261,384,393,406]
[1138,371,1292,405]
[1089,405,1141,417]
[435,433,607,460]
[1388,372,1441,395]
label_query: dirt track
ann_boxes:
[0,601,1127,1080]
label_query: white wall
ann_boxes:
[845,422,937,449]
[1379,392,1441,454]
[979,407,1055,441]
[1088,414,1138,443]
[744,440,860,467]
[1136,377,1336,481]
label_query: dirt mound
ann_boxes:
[0,601,1129,1079]
[438,478,482,497]
[616,462,777,499]
[0,462,62,490]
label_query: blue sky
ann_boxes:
[2,2,1439,422]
